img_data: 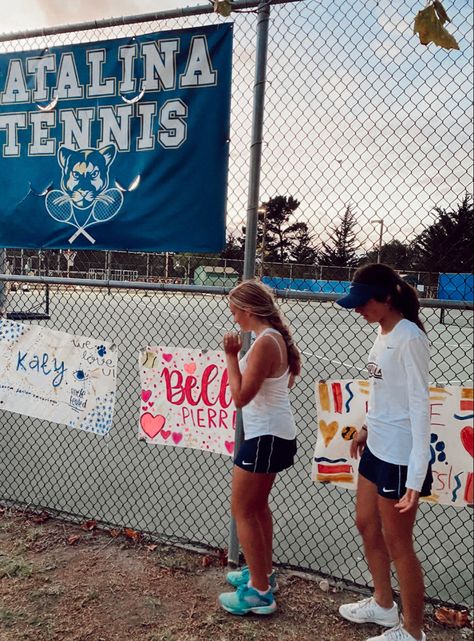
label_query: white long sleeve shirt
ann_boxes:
[366,319,431,492]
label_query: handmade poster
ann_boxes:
[0,319,117,435]
[0,24,232,252]
[312,380,474,508]
[139,346,235,456]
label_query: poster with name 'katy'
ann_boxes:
[0,319,117,435]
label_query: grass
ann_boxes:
[0,607,23,628]
[0,554,33,579]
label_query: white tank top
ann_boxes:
[239,328,296,440]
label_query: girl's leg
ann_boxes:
[356,475,393,608]
[378,497,424,640]
[258,501,273,575]
[231,466,276,591]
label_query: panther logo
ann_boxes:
[45,144,123,244]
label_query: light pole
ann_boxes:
[370,219,384,263]
[257,204,268,277]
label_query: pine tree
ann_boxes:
[412,195,473,273]
[320,204,359,267]
[236,195,317,265]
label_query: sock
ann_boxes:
[248,580,270,595]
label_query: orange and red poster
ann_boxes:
[138,346,236,456]
[312,380,473,508]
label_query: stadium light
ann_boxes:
[370,219,384,263]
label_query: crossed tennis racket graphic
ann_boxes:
[44,144,135,245]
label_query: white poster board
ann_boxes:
[312,379,473,508]
[0,319,117,436]
[139,346,236,456]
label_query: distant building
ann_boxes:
[193,266,239,288]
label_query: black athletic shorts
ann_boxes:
[234,435,297,474]
[359,446,433,499]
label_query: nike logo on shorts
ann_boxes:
[382,487,396,493]
[242,461,254,465]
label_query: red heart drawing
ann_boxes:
[172,432,183,445]
[160,430,171,440]
[141,390,152,403]
[148,402,154,407]
[184,362,196,375]
[461,426,474,458]
[140,412,166,439]
[224,441,234,454]
[163,353,173,362]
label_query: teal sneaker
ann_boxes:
[218,584,277,616]
[226,565,279,593]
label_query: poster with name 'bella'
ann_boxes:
[138,346,236,456]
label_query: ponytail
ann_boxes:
[267,311,302,376]
[390,280,426,333]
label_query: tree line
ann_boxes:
[222,194,474,274]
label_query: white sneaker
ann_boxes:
[339,596,399,627]
[366,624,426,641]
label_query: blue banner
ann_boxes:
[0,24,232,252]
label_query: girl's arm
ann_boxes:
[399,334,431,511]
[223,333,278,408]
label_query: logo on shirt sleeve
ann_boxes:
[367,361,383,379]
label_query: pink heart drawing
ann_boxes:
[172,432,183,445]
[140,412,166,439]
[461,426,474,458]
[141,390,152,403]
[160,430,171,440]
[163,353,173,362]
[224,441,235,454]
[184,362,196,374]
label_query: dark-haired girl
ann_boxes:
[336,263,432,641]
[218,280,301,616]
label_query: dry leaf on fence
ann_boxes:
[124,527,141,542]
[30,511,51,524]
[81,519,97,531]
[67,534,81,546]
[413,2,459,50]
[146,543,158,552]
[202,554,214,567]
[432,0,450,24]
[434,606,469,627]
[218,549,228,567]
[214,0,232,18]
[108,528,121,538]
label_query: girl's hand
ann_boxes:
[350,426,367,459]
[395,489,420,513]
[223,332,242,356]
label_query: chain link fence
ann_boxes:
[0,0,473,607]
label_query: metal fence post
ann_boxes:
[228,0,271,566]
[0,248,6,316]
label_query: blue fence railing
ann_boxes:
[262,277,351,294]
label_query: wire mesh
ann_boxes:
[0,0,473,608]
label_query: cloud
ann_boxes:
[0,0,200,33]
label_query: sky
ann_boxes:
[0,0,472,254]
[0,1,203,34]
